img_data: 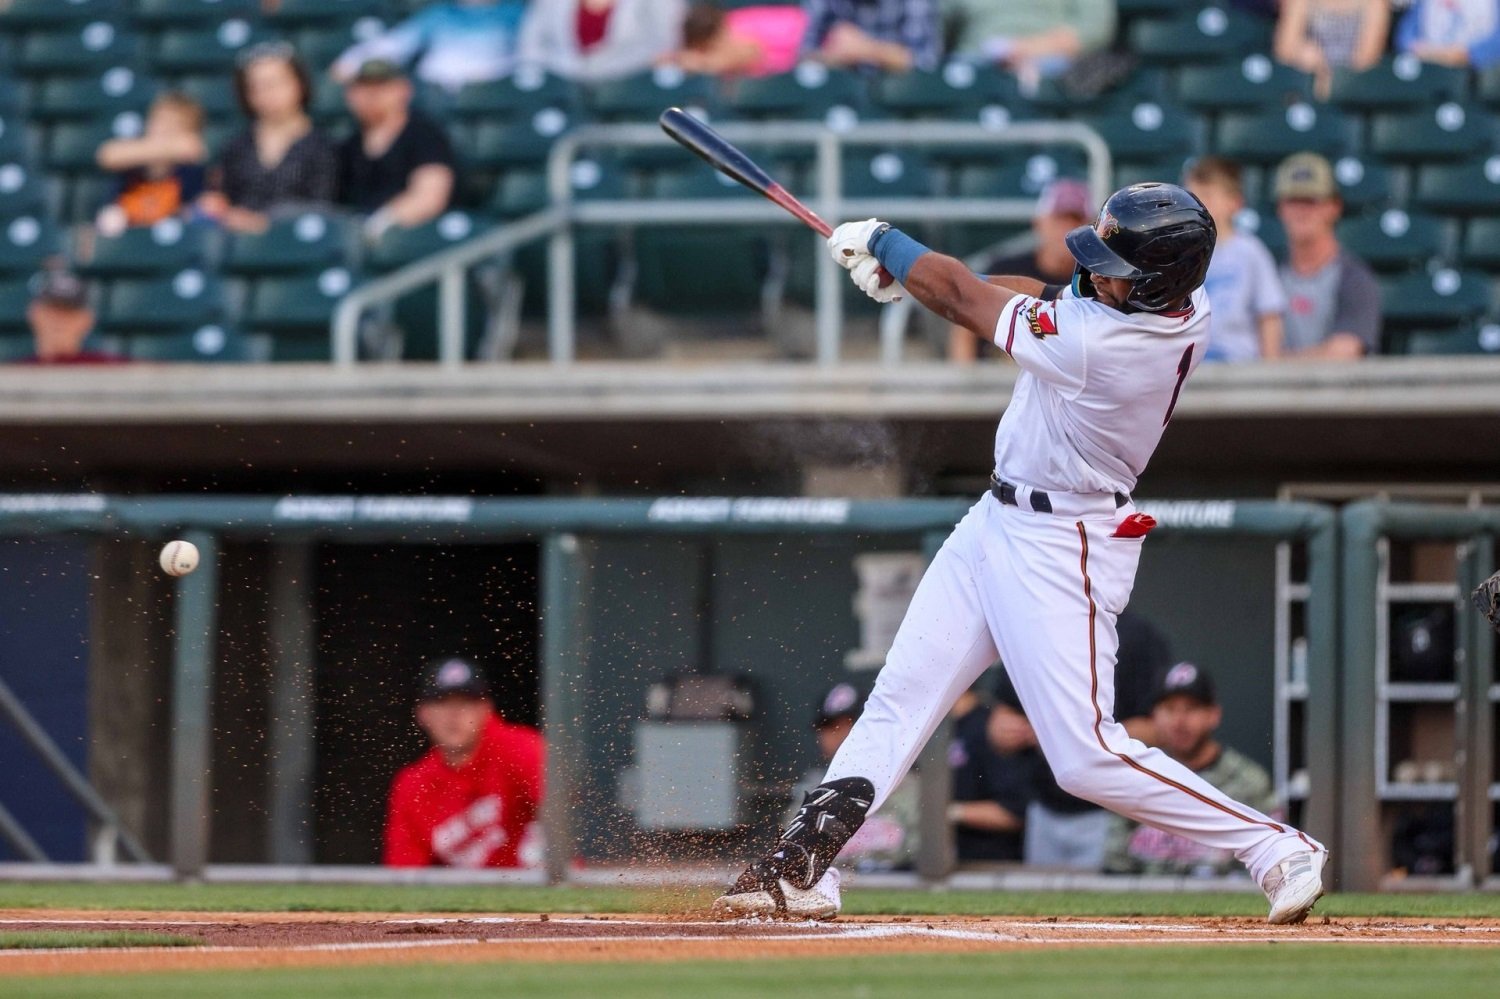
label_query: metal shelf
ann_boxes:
[1383,583,1461,602]
[1383,683,1460,702]
[1379,782,1458,802]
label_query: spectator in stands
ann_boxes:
[518,0,687,82]
[1274,152,1382,358]
[1103,663,1277,876]
[988,610,1173,870]
[947,685,1026,862]
[198,44,337,234]
[949,177,1093,363]
[1274,0,1389,98]
[338,60,457,242]
[1183,156,1285,362]
[786,683,920,871]
[94,92,208,233]
[385,657,545,868]
[16,268,124,366]
[332,0,528,93]
[1396,0,1500,70]
[802,0,942,73]
[667,3,809,77]
[943,0,1116,93]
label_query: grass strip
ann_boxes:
[0,931,200,950]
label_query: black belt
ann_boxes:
[990,475,1128,514]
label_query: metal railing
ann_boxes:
[330,119,1112,367]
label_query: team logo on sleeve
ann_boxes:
[1024,300,1058,339]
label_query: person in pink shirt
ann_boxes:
[671,3,808,76]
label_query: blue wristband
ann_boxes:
[867,224,930,285]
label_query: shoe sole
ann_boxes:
[713,885,839,921]
[1267,851,1328,925]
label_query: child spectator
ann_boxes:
[199,44,338,234]
[1183,156,1286,362]
[332,0,529,93]
[803,0,942,73]
[669,3,809,77]
[94,92,207,232]
[1396,0,1500,70]
[943,0,1116,92]
[1274,0,1389,98]
[518,0,687,83]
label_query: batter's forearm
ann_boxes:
[905,254,1018,336]
[985,274,1048,297]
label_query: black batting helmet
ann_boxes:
[1064,182,1216,313]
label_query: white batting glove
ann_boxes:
[850,253,904,303]
[828,218,887,270]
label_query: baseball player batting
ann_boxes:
[715,183,1328,925]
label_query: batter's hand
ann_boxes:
[828,218,887,270]
[850,254,903,303]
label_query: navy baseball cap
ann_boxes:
[29,268,90,309]
[1154,662,1217,707]
[417,657,490,703]
[812,682,863,727]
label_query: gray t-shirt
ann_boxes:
[1279,249,1382,354]
[1202,232,1286,362]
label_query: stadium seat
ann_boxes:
[1129,6,1271,63]
[1117,0,1183,12]
[151,22,275,76]
[17,23,140,76]
[74,218,208,278]
[458,107,578,170]
[223,212,351,276]
[631,171,767,314]
[242,267,358,334]
[830,150,936,201]
[491,156,626,219]
[1460,218,1500,268]
[1327,55,1468,110]
[0,278,31,335]
[0,0,120,29]
[1478,64,1500,108]
[450,70,577,121]
[133,0,261,25]
[293,20,392,72]
[1215,103,1350,164]
[1413,159,1500,216]
[0,160,48,216]
[1327,155,1394,213]
[0,214,61,276]
[32,68,155,123]
[1233,206,1286,259]
[1366,104,1488,162]
[1176,55,1313,113]
[128,323,257,362]
[1398,323,1500,356]
[952,150,1091,200]
[100,268,224,332]
[1336,209,1449,273]
[365,212,490,272]
[172,75,241,122]
[726,64,868,121]
[47,117,144,174]
[1080,99,1198,165]
[0,113,31,160]
[266,0,392,26]
[0,332,35,359]
[1379,267,1489,333]
[585,67,717,121]
[872,62,1020,117]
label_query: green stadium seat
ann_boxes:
[952,151,1091,199]
[1117,0,1182,12]
[1413,159,1500,216]
[1327,155,1394,213]
[223,212,351,276]
[585,67,717,121]
[1176,55,1313,113]
[100,268,224,332]
[33,68,155,123]
[457,106,577,170]
[1328,55,1468,110]
[1215,102,1350,165]
[294,21,392,72]
[151,22,276,76]
[18,23,140,76]
[1460,218,1500,268]
[63,175,115,223]
[1336,209,1449,273]
[0,0,120,29]
[1080,99,1198,165]
[490,156,626,219]
[243,267,358,333]
[0,160,47,217]
[0,279,31,335]
[128,323,257,362]
[872,62,1020,117]
[631,171,767,314]
[0,332,35,360]
[74,218,208,277]
[266,0,392,26]
[1478,64,1500,108]
[726,64,868,121]
[0,113,31,160]
[0,214,62,276]
[172,75,241,122]
[1367,104,1488,162]
[1397,323,1500,356]
[47,116,144,173]
[828,150,936,200]
[1234,206,1286,260]
[1115,158,1190,191]
[133,0,260,25]
[450,70,577,120]
[364,212,491,272]
[1028,67,1167,115]
[1129,6,1271,63]
[1379,268,1488,333]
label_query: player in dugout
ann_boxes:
[384,657,545,868]
[715,183,1328,925]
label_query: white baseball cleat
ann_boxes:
[713,866,842,920]
[1262,849,1327,924]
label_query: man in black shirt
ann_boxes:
[338,59,458,240]
[947,685,1027,862]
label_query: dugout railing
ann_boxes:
[0,494,1343,888]
[330,120,1113,368]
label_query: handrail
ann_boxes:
[330,119,1111,367]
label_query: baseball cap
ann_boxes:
[350,59,406,84]
[29,268,89,309]
[1273,152,1337,201]
[1037,178,1094,220]
[416,657,490,703]
[1154,662,1217,707]
[812,682,863,727]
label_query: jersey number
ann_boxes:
[1162,344,1193,426]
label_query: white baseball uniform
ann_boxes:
[823,284,1323,886]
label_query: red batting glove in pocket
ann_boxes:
[1111,513,1157,539]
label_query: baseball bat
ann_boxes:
[658,107,894,285]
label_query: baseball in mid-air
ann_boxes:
[159,540,200,577]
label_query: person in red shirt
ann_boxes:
[384,657,545,868]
